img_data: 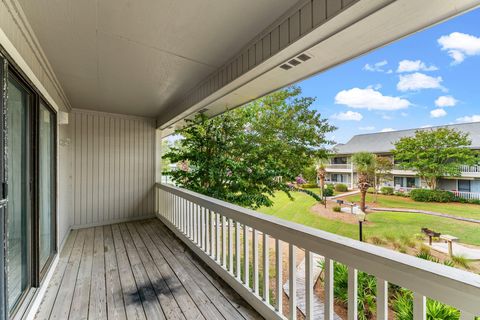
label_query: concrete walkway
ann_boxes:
[328,190,359,200]
[283,254,341,319]
[429,242,480,260]
[370,207,480,224]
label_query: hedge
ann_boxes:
[334,183,348,192]
[380,186,394,195]
[410,189,455,202]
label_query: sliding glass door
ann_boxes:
[6,74,31,312]
[0,56,57,317]
[38,102,56,274]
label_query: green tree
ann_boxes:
[393,128,478,189]
[163,86,336,209]
[352,152,376,212]
[373,156,393,202]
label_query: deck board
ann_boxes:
[34,219,261,320]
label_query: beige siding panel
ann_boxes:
[279,19,289,50]
[327,0,342,18]
[71,110,156,227]
[289,12,301,42]
[262,34,271,60]
[313,0,327,26]
[270,27,280,55]
[255,42,262,66]
[300,2,313,35]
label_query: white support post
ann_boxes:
[236,221,241,280]
[289,244,297,320]
[348,267,358,320]
[222,215,227,267]
[244,224,249,287]
[305,251,313,320]
[324,258,334,320]
[253,229,259,295]
[376,278,388,320]
[275,239,282,314]
[229,218,233,273]
[263,233,269,303]
[413,293,426,320]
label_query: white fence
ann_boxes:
[326,164,352,170]
[155,183,480,320]
[460,165,480,173]
[453,191,480,201]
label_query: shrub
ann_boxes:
[393,289,460,320]
[367,187,375,194]
[410,189,455,202]
[394,191,410,197]
[332,206,342,212]
[400,235,416,248]
[380,186,394,195]
[296,188,323,202]
[419,244,431,255]
[368,236,386,245]
[451,255,470,269]
[334,183,348,192]
[302,183,318,189]
[323,186,334,197]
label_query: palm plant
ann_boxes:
[315,159,328,197]
[352,152,375,212]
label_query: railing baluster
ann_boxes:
[377,278,388,320]
[222,215,227,267]
[324,258,334,320]
[236,221,241,280]
[244,224,249,287]
[202,207,206,251]
[253,229,259,295]
[305,250,313,320]
[275,239,282,314]
[229,218,233,274]
[208,209,214,257]
[413,293,426,320]
[263,233,269,303]
[289,244,297,320]
[216,213,220,262]
[348,267,358,320]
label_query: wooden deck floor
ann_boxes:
[35,219,262,320]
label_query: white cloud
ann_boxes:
[456,115,480,123]
[438,32,480,65]
[363,60,388,72]
[430,108,447,118]
[401,112,408,117]
[397,59,438,73]
[334,87,410,111]
[434,95,457,107]
[331,111,363,121]
[381,128,395,132]
[397,72,445,92]
[382,114,393,120]
[359,126,375,131]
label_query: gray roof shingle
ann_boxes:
[333,122,480,155]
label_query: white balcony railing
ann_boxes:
[155,183,480,320]
[460,165,480,173]
[326,163,352,170]
[453,191,480,201]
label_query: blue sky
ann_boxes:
[298,8,480,144]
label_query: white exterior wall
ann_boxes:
[70,109,156,228]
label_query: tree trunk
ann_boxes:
[360,190,367,212]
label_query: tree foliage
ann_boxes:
[163,86,336,208]
[373,156,393,202]
[393,128,478,189]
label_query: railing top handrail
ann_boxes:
[157,183,480,313]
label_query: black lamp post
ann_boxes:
[357,211,366,242]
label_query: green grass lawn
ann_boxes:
[259,191,480,246]
[342,193,480,219]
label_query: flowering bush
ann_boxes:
[295,175,306,185]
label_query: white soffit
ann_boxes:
[16,0,298,117]
[160,0,480,136]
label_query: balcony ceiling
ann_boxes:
[17,0,298,117]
